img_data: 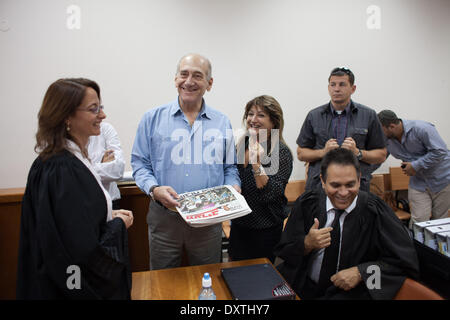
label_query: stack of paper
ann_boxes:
[175,185,252,227]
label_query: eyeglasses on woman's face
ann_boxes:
[78,104,104,114]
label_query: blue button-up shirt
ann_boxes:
[386,119,450,193]
[131,98,240,195]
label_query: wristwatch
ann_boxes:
[149,185,160,200]
[356,149,363,160]
[252,165,265,176]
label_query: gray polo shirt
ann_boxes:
[297,100,386,191]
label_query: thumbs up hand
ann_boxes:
[304,218,333,255]
[311,218,320,230]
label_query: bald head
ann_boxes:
[176,53,212,81]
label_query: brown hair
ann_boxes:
[35,78,101,160]
[242,95,287,145]
[236,95,290,165]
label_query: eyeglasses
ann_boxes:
[78,105,104,114]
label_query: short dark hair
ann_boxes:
[320,148,361,182]
[328,67,355,86]
[377,109,401,127]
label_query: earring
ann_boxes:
[66,124,70,132]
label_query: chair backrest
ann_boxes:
[370,174,385,198]
[394,278,444,300]
[389,167,410,191]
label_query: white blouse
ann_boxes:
[88,122,125,201]
[66,139,113,222]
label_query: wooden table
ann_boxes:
[131,258,286,300]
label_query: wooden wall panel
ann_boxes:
[0,195,23,299]
[119,186,150,272]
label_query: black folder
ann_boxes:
[221,263,296,300]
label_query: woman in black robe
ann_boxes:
[17,78,133,299]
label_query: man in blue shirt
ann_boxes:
[378,110,450,227]
[131,53,241,269]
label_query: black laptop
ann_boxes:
[221,263,296,300]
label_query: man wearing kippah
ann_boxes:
[378,110,450,227]
[296,67,387,192]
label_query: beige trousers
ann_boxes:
[408,183,450,227]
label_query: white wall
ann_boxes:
[1,0,449,188]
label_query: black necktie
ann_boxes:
[318,209,345,291]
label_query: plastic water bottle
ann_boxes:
[198,272,216,300]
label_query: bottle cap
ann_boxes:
[202,272,212,287]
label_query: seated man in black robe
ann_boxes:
[275,148,419,299]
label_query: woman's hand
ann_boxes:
[248,139,265,167]
[112,209,134,229]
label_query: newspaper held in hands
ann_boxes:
[175,185,252,228]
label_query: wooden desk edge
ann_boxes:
[0,181,302,204]
[0,187,25,203]
[131,258,299,300]
[132,257,270,277]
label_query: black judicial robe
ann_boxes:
[274,189,420,300]
[17,150,131,299]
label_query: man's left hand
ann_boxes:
[232,185,242,193]
[401,162,416,176]
[330,266,362,291]
[341,137,358,155]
